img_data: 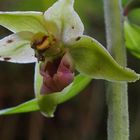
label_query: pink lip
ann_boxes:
[40,53,74,95]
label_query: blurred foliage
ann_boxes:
[128,9,140,25]
[125,21,140,58]
[122,0,130,6]
[125,8,140,59]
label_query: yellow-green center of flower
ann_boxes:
[31,32,57,51]
[31,32,62,61]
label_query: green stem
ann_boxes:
[103,0,129,140]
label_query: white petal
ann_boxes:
[44,0,84,43]
[0,32,37,63]
[0,11,47,33]
[34,62,43,97]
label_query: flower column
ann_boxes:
[103,0,129,140]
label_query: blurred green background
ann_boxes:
[0,0,140,140]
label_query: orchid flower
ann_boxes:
[0,0,139,117]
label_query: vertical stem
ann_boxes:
[103,0,129,140]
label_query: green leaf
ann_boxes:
[0,99,39,115]
[38,74,91,117]
[0,32,36,63]
[44,0,84,43]
[68,35,140,82]
[128,9,140,25]
[125,20,140,58]
[0,12,47,33]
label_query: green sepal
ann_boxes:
[0,99,39,115]
[68,35,140,82]
[38,74,91,118]
[0,12,47,33]
[125,20,140,58]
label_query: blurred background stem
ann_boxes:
[103,0,129,140]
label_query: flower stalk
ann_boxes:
[103,0,129,140]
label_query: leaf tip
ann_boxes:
[41,111,54,118]
[125,68,140,82]
[38,96,57,118]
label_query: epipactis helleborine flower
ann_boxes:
[0,0,139,116]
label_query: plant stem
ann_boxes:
[103,0,129,140]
